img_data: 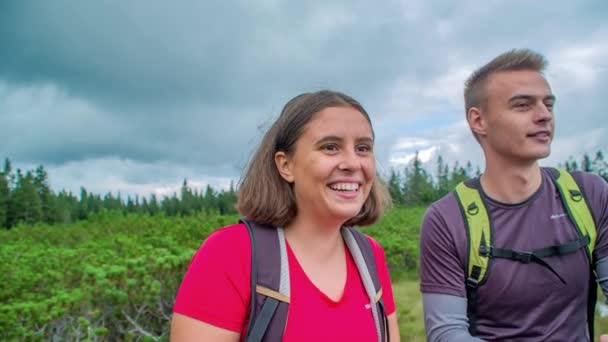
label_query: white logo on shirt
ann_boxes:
[364,303,371,310]
[550,213,567,220]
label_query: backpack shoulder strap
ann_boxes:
[545,167,598,339]
[240,218,290,342]
[453,179,493,336]
[546,167,597,258]
[342,227,387,342]
[454,179,493,286]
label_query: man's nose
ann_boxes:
[535,102,553,123]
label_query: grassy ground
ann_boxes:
[391,274,425,341]
[391,275,608,340]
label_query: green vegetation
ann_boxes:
[391,276,425,341]
[1,150,608,339]
[0,211,235,340]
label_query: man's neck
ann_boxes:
[480,159,543,204]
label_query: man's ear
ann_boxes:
[467,106,487,138]
[275,151,294,183]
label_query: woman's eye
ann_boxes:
[357,144,372,153]
[323,144,338,151]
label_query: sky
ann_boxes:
[1,1,607,198]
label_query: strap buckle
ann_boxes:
[466,276,480,289]
[479,245,492,256]
[510,250,533,263]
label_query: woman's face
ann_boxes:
[275,106,375,225]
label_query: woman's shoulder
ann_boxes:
[362,234,382,250]
[204,223,250,245]
[194,223,251,262]
[361,233,387,261]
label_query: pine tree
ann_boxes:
[403,152,435,205]
[581,153,593,172]
[564,157,579,172]
[3,158,14,189]
[149,194,159,215]
[78,187,89,220]
[10,170,43,225]
[0,170,8,228]
[387,169,403,205]
[56,190,78,224]
[448,161,468,189]
[436,155,450,198]
[224,181,237,214]
[180,179,193,216]
[33,165,58,224]
[593,151,608,181]
[126,196,136,214]
[203,185,217,214]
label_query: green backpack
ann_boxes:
[454,167,597,337]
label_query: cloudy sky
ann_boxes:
[1,1,607,198]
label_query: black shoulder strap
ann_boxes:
[241,218,289,342]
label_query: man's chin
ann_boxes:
[535,149,552,160]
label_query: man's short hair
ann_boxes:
[464,48,548,113]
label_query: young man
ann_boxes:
[419,49,608,341]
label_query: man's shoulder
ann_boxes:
[541,167,605,188]
[428,190,461,215]
[569,170,606,188]
[422,190,464,234]
[553,169,608,205]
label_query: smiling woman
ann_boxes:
[170,90,400,341]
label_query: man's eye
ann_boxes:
[514,103,529,109]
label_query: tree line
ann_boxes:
[0,159,237,229]
[387,150,608,206]
[1,151,607,229]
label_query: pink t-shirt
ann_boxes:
[173,223,396,341]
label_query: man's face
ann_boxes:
[477,70,555,165]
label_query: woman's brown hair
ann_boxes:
[236,90,391,228]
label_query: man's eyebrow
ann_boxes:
[544,94,556,102]
[508,94,556,102]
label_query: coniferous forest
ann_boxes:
[1,151,606,229]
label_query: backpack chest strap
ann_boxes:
[479,235,590,284]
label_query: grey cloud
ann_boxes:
[0,1,431,110]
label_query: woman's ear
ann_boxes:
[275,151,295,183]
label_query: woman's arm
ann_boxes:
[171,225,251,341]
[171,313,240,342]
[387,312,400,342]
